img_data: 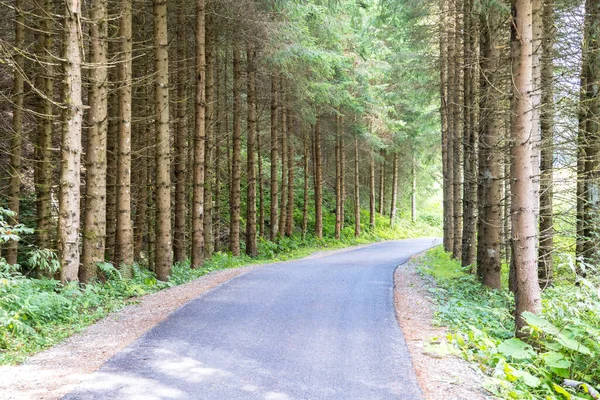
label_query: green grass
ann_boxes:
[0,212,440,365]
[418,247,600,400]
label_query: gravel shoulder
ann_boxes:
[394,257,492,400]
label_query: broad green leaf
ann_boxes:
[522,311,560,335]
[498,338,536,359]
[541,352,571,369]
[556,333,592,355]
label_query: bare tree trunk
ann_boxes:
[191,0,206,267]
[379,149,385,215]
[278,84,287,238]
[580,0,600,266]
[203,12,214,258]
[452,0,464,260]
[116,0,134,271]
[440,0,452,251]
[302,127,309,240]
[538,0,554,286]
[269,76,279,241]
[246,42,258,256]
[445,0,455,253]
[340,133,346,230]
[34,0,54,256]
[59,0,83,282]
[461,0,478,267]
[6,0,25,265]
[354,138,360,237]
[81,0,108,282]
[105,86,117,264]
[285,112,294,237]
[390,152,399,227]
[258,118,265,238]
[335,115,342,239]
[314,118,323,239]
[510,0,542,334]
[477,11,503,289]
[173,4,188,264]
[214,50,222,251]
[370,147,376,229]
[229,42,242,256]
[411,150,417,223]
[154,0,173,280]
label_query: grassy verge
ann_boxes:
[418,246,600,400]
[0,213,440,365]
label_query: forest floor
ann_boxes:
[1,241,490,400]
[394,256,493,400]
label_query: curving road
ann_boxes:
[64,238,440,400]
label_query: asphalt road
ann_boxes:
[64,238,440,400]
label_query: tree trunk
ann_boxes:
[192,0,206,267]
[59,0,83,282]
[279,84,288,238]
[340,133,346,230]
[314,118,323,239]
[302,127,309,240]
[390,152,399,227]
[538,0,554,286]
[379,149,385,215]
[477,11,503,289]
[461,0,477,267]
[510,0,542,334]
[6,0,25,265]
[214,49,222,252]
[34,0,54,257]
[154,0,173,280]
[269,76,279,241]
[440,0,452,252]
[116,0,134,271]
[411,150,417,223]
[580,0,600,266]
[173,4,188,264]
[203,12,214,259]
[354,138,360,237]
[285,112,294,237]
[335,114,342,239]
[444,0,455,253]
[452,0,463,260]
[246,42,258,257]
[229,42,242,256]
[258,117,265,238]
[370,147,376,229]
[81,0,108,282]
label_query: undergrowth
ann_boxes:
[0,210,440,365]
[419,246,600,400]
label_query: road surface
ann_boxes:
[65,238,440,400]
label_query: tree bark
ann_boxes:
[314,118,323,239]
[192,0,206,267]
[440,0,452,252]
[214,49,222,251]
[154,0,173,280]
[81,0,108,282]
[279,83,288,238]
[59,0,83,282]
[354,138,360,237]
[510,0,542,334]
[538,0,554,286]
[258,116,265,238]
[379,149,385,215]
[445,0,455,253]
[229,42,242,256]
[452,0,464,260]
[203,12,214,259]
[411,150,417,223]
[370,147,376,229]
[477,10,503,289]
[390,152,399,227]
[302,127,309,240]
[173,4,188,264]
[34,0,54,257]
[269,76,279,241]
[116,0,134,271]
[246,42,258,256]
[6,0,25,265]
[461,0,478,267]
[285,112,294,237]
[335,114,342,239]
